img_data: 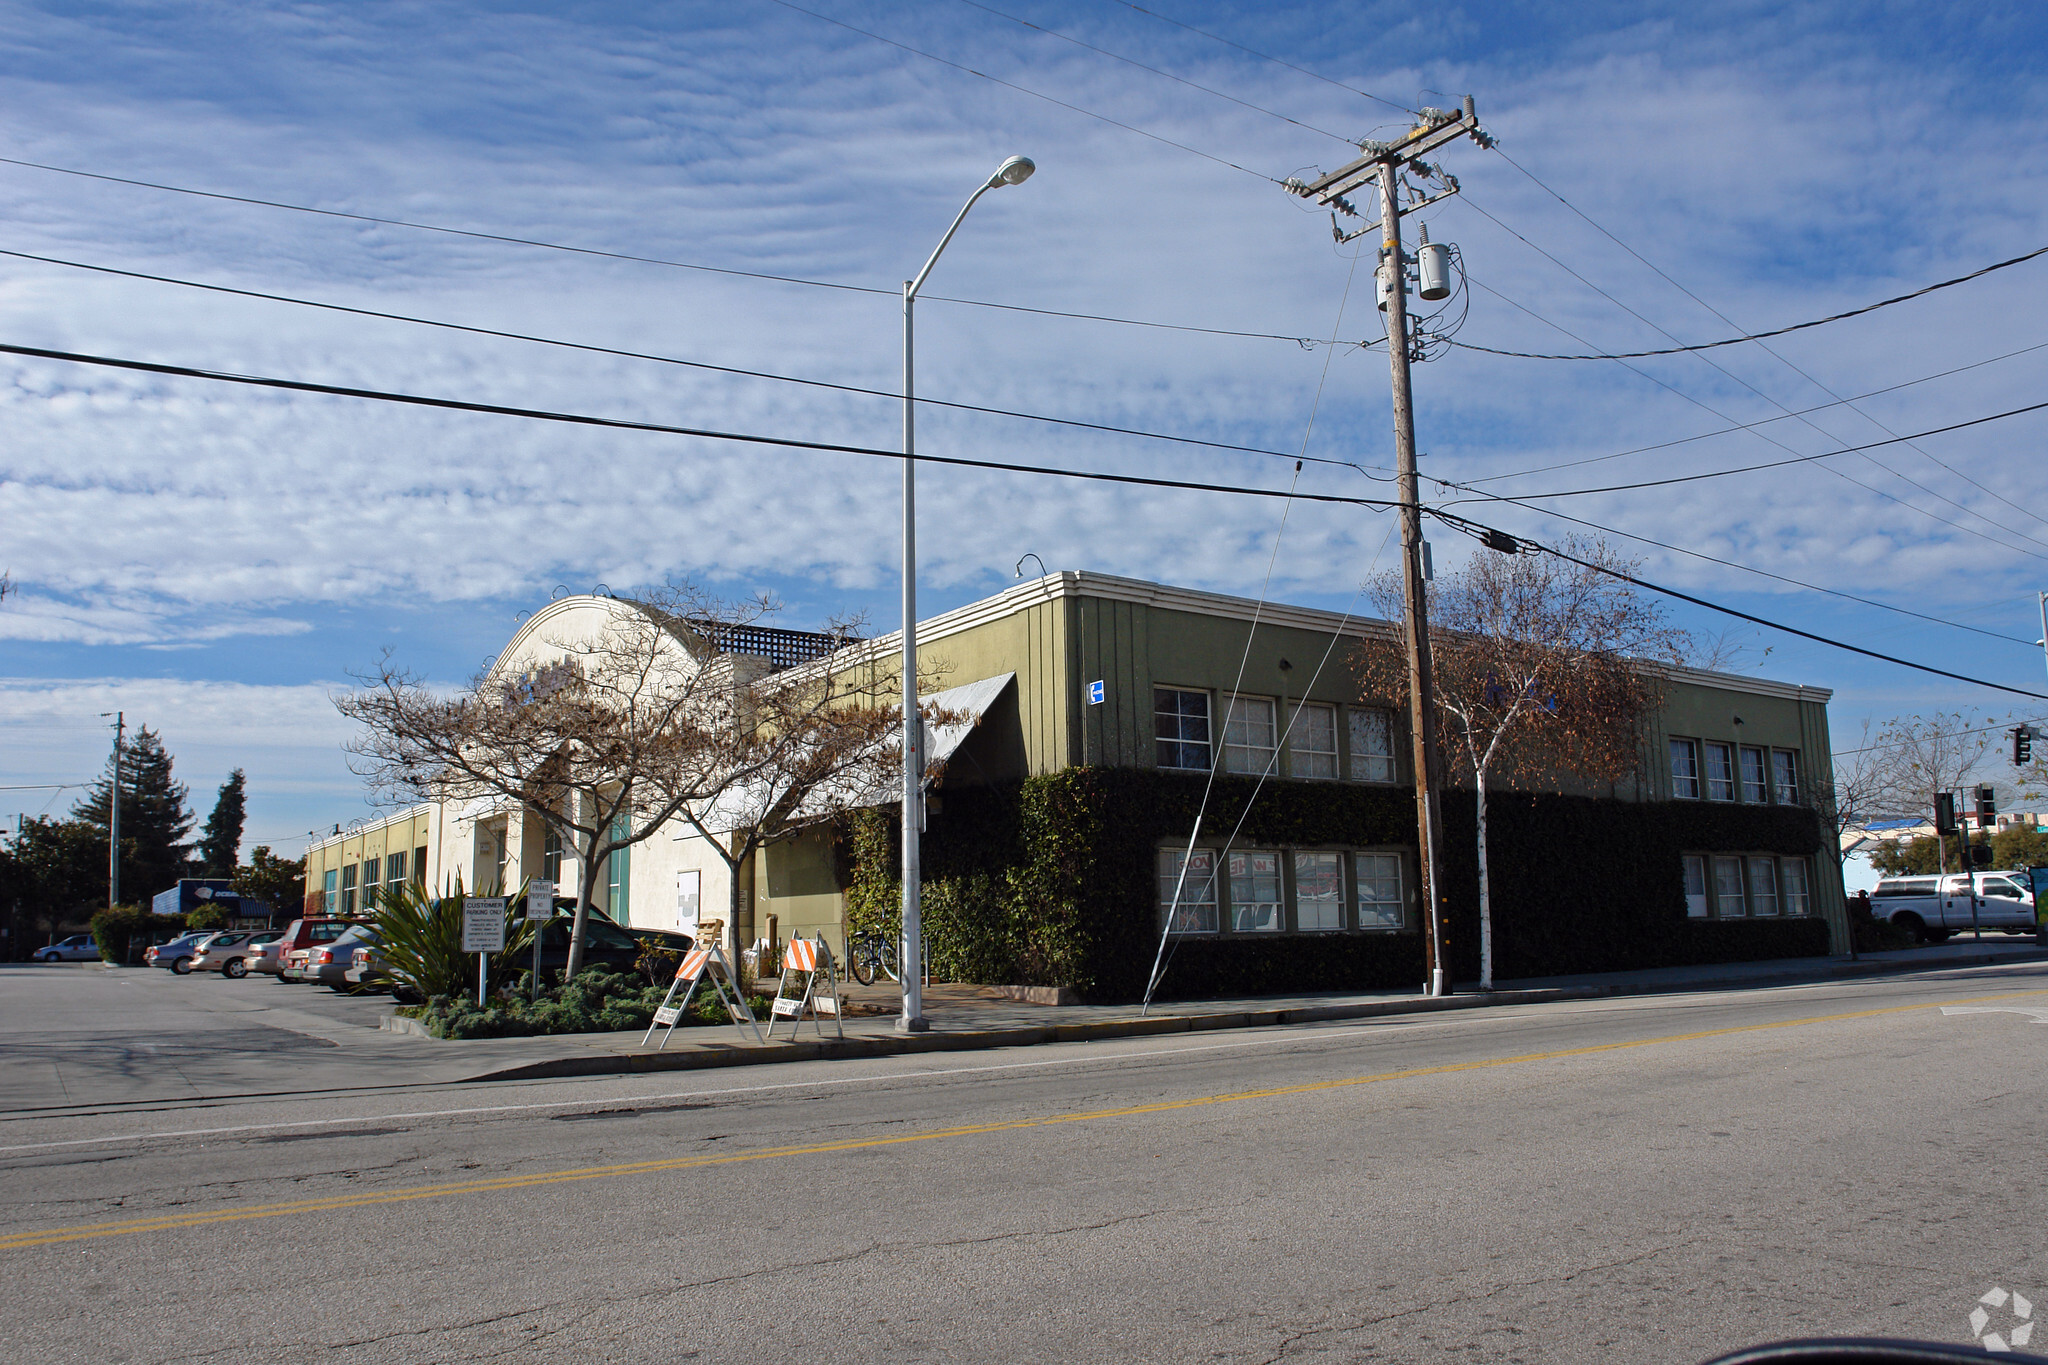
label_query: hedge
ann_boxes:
[839,768,1830,1004]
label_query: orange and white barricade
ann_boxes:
[766,935,843,1040]
[641,924,761,1049]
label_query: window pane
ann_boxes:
[1772,750,1800,805]
[1683,855,1708,917]
[1355,853,1403,928]
[323,869,338,915]
[1349,709,1396,784]
[1290,703,1339,780]
[1155,688,1212,771]
[1158,848,1218,933]
[1294,851,1344,930]
[1779,859,1810,916]
[1704,743,1735,801]
[1670,740,1700,799]
[1228,850,1284,932]
[1222,695,1277,775]
[340,864,357,916]
[1747,857,1779,916]
[1713,856,1745,916]
[1739,746,1769,803]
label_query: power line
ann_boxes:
[1482,146,2048,539]
[1107,2,1416,115]
[1475,398,2048,502]
[1425,475,2040,648]
[0,245,1386,474]
[1463,336,2048,486]
[1450,241,2048,360]
[10,334,2039,702]
[1455,196,2048,556]
[952,0,1357,144]
[1431,514,2048,702]
[0,338,1406,511]
[0,155,1325,345]
[763,0,1281,183]
[1461,271,2048,563]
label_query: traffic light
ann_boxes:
[2015,725,2036,766]
[1934,791,1957,835]
[1970,842,1994,867]
[1976,783,1998,828]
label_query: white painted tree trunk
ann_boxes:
[1475,765,1493,992]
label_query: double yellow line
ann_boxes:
[4,987,2037,1252]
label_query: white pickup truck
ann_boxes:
[1869,871,2039,942]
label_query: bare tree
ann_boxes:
[1818,719,1888,867]
[1358,537,1685,990]
[1864,710,2001,877]
[338,585,869,979]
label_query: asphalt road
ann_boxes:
[5,962,2047,1363]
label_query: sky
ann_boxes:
[4,0,2048,854]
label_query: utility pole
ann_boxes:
[1292,100,1489,997]
[102,711,124,909]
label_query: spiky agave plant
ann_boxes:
[370,878,537,1002]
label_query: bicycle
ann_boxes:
[844,928,899,986]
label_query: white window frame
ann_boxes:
[1289,702,1339,780]
[1747,856,1780,916]
[1222,693,1278,776]
[1738,745,1769,804]
[1293,850,1345,931]
[1670,739,1701,799]
[1348,708,1397,784]
[1227,848,1284,932]
[1353,851,1405,929]
[1704,741,1736,802]
[1712,855,1745,916]
[1771,749,1801,805]
[1683,854,1709,917]
[1778,858,1810,916]
[1158,847,1219,934]
[1155,687,1213,772]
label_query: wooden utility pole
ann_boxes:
[1292,99,1490,996]
[106,710,124,909]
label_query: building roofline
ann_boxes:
[306,803,433,858]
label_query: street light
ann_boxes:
[898,154,1034,1033]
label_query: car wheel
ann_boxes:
[172,957,193,975]
[224,958,248,979]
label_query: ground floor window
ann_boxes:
[1689,853,1814,918]
[1160,844,1407,934]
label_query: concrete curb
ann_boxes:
[451,945,2048,1084]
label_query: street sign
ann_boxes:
[1086,679,1104,705]
[525,880,555,921]
[462,899,507,953]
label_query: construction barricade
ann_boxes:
[641,924,762,1049]
[766,936,844,1040]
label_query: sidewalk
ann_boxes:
[388,936,2048,1083]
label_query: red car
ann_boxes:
[269,917,364,983]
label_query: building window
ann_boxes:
[1158,847,1218,933]
[542,827,563,883]
[1290,702,1339,780]
[1712,856,1745,916]
[1704,742,1736,801]
[1155,688,1212,771]
[606,817,631,923]
[1228,850,1283,931]
[1354,852,1404,928]
[1683,855,1708,917]
[1670,739,1700,799]
[1739,746,1769,803]
[323,869,338,915]
[1772,750,1800,805]
[413,846,428,885]
[385,851,407,892]
[1747,857,1780,916]
[1222,695,1277,775]
[1294,851,1344,931]
[1779,859,1810,916]
[339,863,357,916]
[1349,708,1397,784]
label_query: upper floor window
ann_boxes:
[385,851,407,889]
[323,869,339,915]
[1772,750,1800,805]
[1290,703,1339,780]
[1155,687,1212,771]
[1670,739,1700,799]
[339,863,358,915]
[1222,694,1277,775]
[1739,746,1769,803]
[542,828,563,883]
[1704,742,1736,801]
[1349,708,1396,784]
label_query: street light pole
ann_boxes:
[899,155,1034,1034]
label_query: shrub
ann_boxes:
[401,966,769,1039]
[89,904,180,963]
[186,904,229,932]
[372,879,536,1001]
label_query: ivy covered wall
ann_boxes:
[840,768,1830,1004]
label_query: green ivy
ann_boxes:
[837,769,1831,1004]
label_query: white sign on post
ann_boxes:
[462,899,508,953]
[525,880,555,921]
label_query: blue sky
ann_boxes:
[4,1,2048,851]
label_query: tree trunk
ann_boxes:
[1475,767,1494,992]
[566,826,603,982]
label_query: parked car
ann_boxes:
[1868,871,2039,942]
[244,936,289,977]
[343,939,391,993]
[270,917,365,982]
[189,930,281,978]
[304,925,379,988]
[33,934,98,963]
[145,931,216,973]
[525,914,672,981]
